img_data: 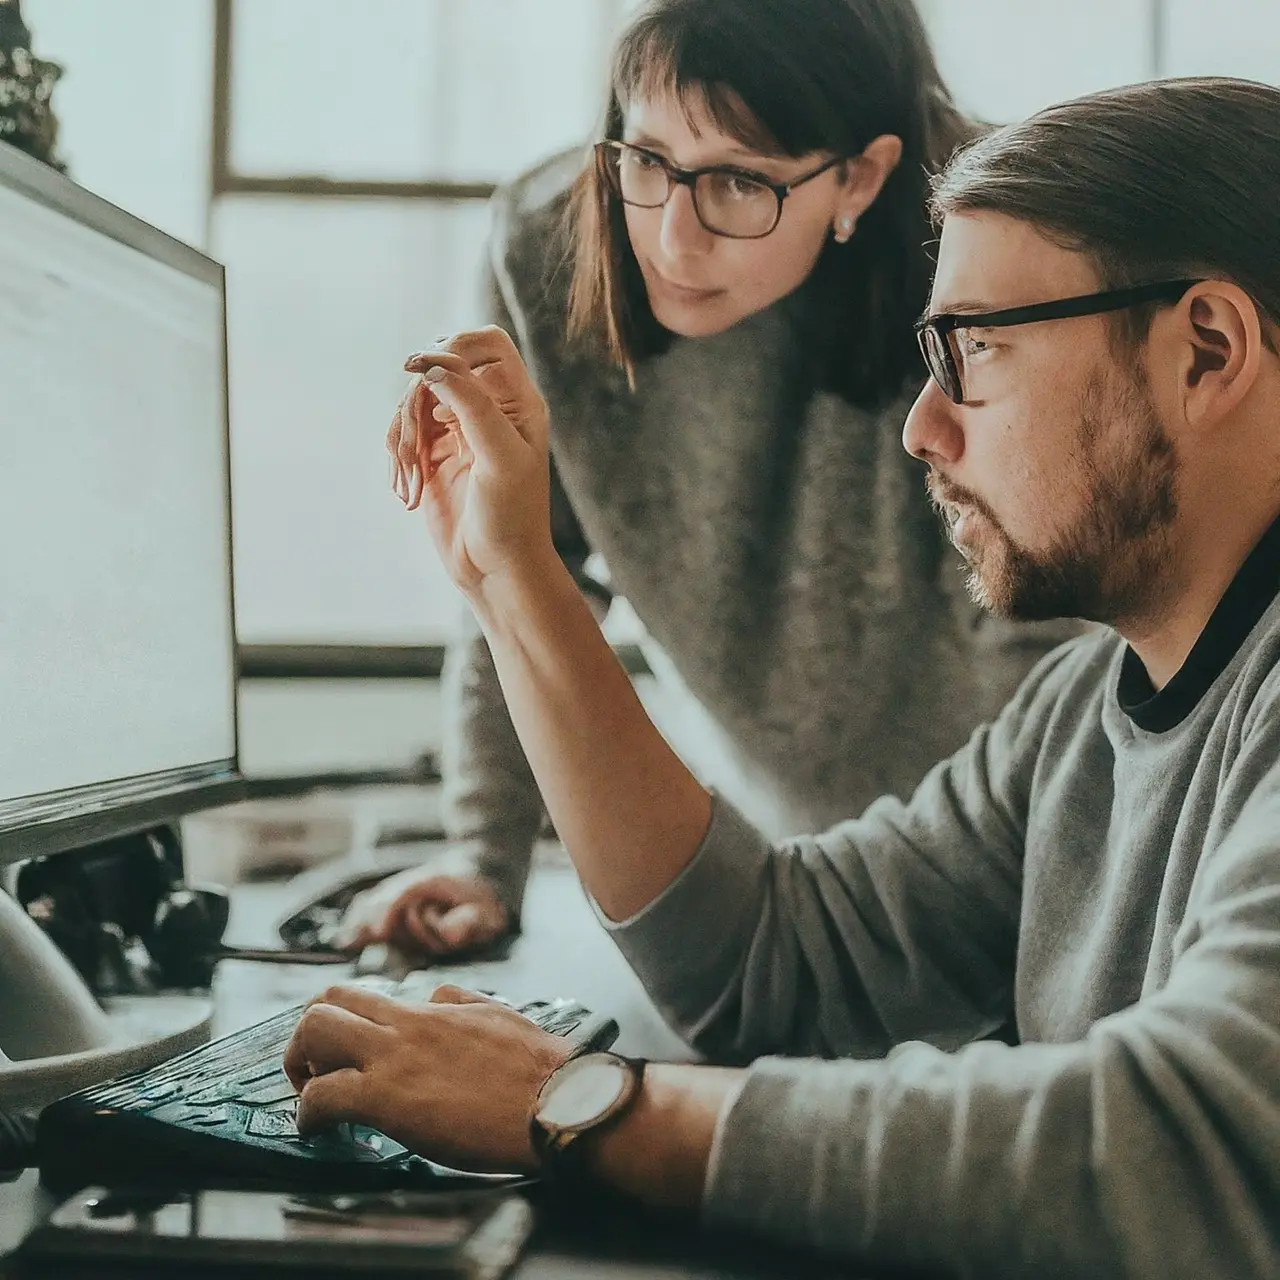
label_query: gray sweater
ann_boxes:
[606,526,1280,1277]
[442,151,1073,912]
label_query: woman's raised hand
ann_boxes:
[387,326,552,595]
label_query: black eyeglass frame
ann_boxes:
[915,278,1205,404]
[594,139,845,240]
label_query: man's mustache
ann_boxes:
[926,471,999,526]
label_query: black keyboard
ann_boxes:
[37,986,618,1193]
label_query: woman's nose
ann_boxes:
[658,183,715,257]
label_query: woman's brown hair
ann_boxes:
[565,0,975,407]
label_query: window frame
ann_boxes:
[208,0,627,205]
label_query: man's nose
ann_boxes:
[903,376,965,467]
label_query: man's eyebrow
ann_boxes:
[924,299,999,320]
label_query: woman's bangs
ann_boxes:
[611,18,805,158]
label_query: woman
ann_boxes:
[340,0,1071,956]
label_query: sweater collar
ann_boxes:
[1118,511,1280,732]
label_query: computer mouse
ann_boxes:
[273,850,439,953]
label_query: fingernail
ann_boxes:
[404,342,449,370]
[421,365,448,385]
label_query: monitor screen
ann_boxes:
[0,143,241,864]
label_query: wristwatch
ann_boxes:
[529,1051,646,1183]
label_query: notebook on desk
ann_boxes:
[22,1184,534,1277]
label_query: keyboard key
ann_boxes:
[185,1083,239,1106]
[350,1127,407,1160]
[236,1077,300,1107]
[134,1079,182,1104]
[246,1108,301,1140]
[189,1111,231,1129]
[235,1064,289,1088]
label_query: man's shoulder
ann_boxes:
[1001,625,1122,730]
[1234,596,1280,737]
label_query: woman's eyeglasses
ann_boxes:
[916,279,1204,404]
[595,139,844,240]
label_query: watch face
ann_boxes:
[537,1056,632,1130]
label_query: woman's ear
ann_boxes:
[838,133,904,225]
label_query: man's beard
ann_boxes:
[928,369,1179,624]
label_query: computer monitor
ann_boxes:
[0,140,244,1100]
[0,139,244,869]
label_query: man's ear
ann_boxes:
[1173,282,1263,427]
[839,133,904,222]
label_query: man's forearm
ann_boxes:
[469,552,713,922]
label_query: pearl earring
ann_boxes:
[836,216,855,243]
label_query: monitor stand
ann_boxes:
[0,891,212,1112]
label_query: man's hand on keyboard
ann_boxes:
[332,868,510,959]
[282,981,571,1173]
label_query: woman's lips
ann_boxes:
[648,269,724,304]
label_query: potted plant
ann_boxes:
[0,0,65,170]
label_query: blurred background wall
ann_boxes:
[18,0,1280,775]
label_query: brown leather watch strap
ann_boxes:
[529,1056,647,1186]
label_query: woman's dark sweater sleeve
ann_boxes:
[437,227,610,919]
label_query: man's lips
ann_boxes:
[929,478,989,545]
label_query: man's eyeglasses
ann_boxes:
[595,139,844,240]
[916,279,1204,404]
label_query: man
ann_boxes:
[284,77,1280,1277]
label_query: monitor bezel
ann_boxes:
[0,140,245,868]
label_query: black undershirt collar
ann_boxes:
[1118,512,1280,732]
